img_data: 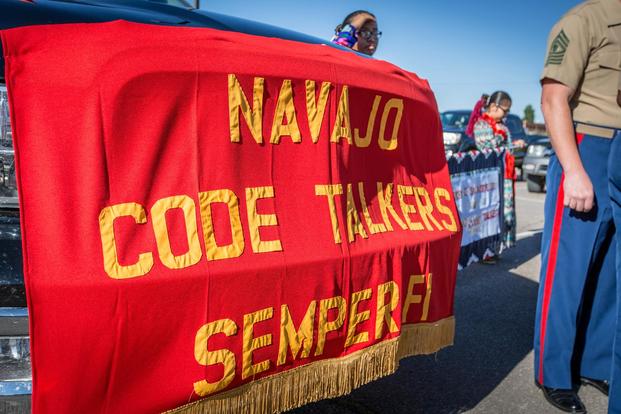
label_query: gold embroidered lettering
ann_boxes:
[434,188,458,232]
[193,319,238,396]
[346,183,368,242]
[242,307,274,380]
[330,86,352,145]
[345,288,372,347]
[376,281,400,339]
[151,195,202,269]
[228,74,264,144]
[305,80,331,143]
[99,202,153,279]
[315,184,344,243]
[270,79,301,144]
[354,95,381,148]
[277,302,316,365]
[198,189,245,260]
[378,98,403,150]
[377,183,408,231]
[397,185,424,231]
[245,186,282,253]
[315,296,346,356]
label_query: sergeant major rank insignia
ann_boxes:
[546,30,569,65]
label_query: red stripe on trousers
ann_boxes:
[537,133,582,384]
[576,133,585,145]
[538,175,565,384]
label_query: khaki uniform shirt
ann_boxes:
[541,0,621,129]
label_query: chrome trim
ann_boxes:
[0,380,31,396]
[0,309,26,318]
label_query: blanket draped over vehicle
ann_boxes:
[1,21,461,413]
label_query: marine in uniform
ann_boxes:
[534,0,621,412]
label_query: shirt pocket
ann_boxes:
[595,51,621,95]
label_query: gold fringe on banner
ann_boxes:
[167,316,454,414]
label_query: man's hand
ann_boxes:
[541,79,594,212]
[563,169,594,212]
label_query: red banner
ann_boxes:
[2,22,461,413]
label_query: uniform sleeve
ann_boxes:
[540,14,590,91]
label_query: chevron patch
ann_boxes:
[546,30,569,65]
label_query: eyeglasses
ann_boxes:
[358,30,382,40]
[498,106,510,115]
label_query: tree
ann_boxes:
[523,105,535,124]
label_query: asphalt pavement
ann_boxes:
[290,181,610,414]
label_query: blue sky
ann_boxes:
[201,0,582,122]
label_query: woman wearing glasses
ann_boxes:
[331,10,381,56]
[472,91,518,261]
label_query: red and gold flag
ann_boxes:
[1,21,461,413]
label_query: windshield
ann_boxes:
[441,112,470,129]
[146,0,193,7]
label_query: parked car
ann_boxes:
[503,115,528,168]
[440,110,475,154]
[0,1,341,411]
[522,135,553,193]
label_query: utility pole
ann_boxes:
[193,0,200,8]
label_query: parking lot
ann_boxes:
[291,181,610,414]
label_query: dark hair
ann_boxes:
[486,91,512,108]
[335,10,376,32]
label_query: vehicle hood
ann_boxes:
[442,126,464,133]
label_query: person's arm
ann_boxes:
[541,79,593,212]
[512,138,526,150]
